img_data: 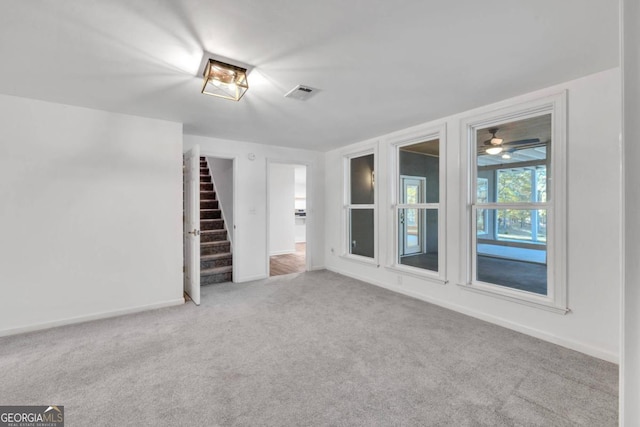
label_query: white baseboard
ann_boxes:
[270,249,296,256]
[326,266,619,364]
[0,298,185,338]
[309,265,326,271]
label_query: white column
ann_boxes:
[621,0,640,424]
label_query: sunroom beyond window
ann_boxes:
[474,115,551,295]
[396,138,440,273]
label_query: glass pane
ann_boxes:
[399,139,439,203]
[350,154,374,205]
[476,209,547,295]
[349,208,374,258]
[497,169,533,203]
[477,178,488,203]
[536,167,547,202]
[495,209,549,242]
[398,208,438,272]
[400,177,425,204]
[477,208,488,234]
[476,114,551,202]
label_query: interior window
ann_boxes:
[396,139,440,273]
[474,114,550,295]
[347,153,375,258]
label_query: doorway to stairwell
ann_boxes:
[268,163,307,277]
[199,155,235,286]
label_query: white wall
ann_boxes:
[295,165,307,209]
[184,135,324,282]
[0,94,184,336]
[622,0,639,422]
[325,68,621,362]
[207,157,234,246]
[269,163,296,255]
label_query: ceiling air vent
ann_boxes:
[284,85,320,101]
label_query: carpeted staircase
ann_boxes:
[200,157,233,285]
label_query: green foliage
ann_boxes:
[495,166,547,240]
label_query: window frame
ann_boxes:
[341,147,378,265]
[460,92,568,314]
[386,123,447,284]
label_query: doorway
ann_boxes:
[268,163,307,276]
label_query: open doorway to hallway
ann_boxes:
[268,163,307,276]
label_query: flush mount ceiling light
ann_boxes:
[201,59,248,101]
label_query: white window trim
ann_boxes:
[385,123,447,284]
[341,145,379,266]
[459,92,568,314]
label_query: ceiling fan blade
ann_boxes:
[504,138,540,146]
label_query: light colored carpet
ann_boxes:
[0,270,617,426]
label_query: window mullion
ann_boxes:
[475,202,550,209]
[397,203,439,209]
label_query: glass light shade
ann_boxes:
[486,146,503,155]
[201,59,249,101]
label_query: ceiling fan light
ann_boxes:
[202,59,248,101]
[486,146,503,155]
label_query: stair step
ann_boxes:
[201,252,232,269]
[201,240,231,255]
[200,229,227,242]
[200,209,221,219]
[200,175,211,183]
[200,191,217,201]
[200,266,232,286]
[200,219,224,230]
[201,265,232,274]
[200,182,214,191]
[200,167,209,173]
[200,199,219,209]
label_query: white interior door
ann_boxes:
[183,145,200,305]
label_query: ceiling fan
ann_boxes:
[481,127,540,155]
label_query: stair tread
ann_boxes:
[201,229,225,234]
[201,209,221,212]
[201,252,232,260]
[200,218,223,222]
[201,240,230,247]
[201,266,232,275]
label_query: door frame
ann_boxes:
[198,150,239,283]
[266,159,313,276]
[400,175,427,256]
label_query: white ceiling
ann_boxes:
[0,1,618,152]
